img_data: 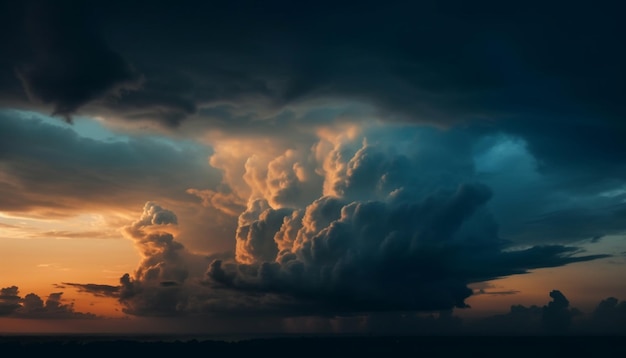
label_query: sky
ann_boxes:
[0,0,625,336]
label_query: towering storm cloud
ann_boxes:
[117,202,194,316]
[64,122,613,318]
[1,0,624,336]
[205,127,608,313]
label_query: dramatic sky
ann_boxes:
[1,0,625,335]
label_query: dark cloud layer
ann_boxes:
[1,0,624,202]
[3,1,141,120]
[0,110,220,214]
[2,1,623,128]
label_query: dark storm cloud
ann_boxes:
[114,0,626,186]
[39,122,617,319]
[3,0,141,120]
[195,126,617,315]
[1,1,621,129]
[193,126,615,315]
[488,117,626,189]
[0,110,220,214]
[469,132,626,244]
[0,285,96,319]
[1,0,623,193]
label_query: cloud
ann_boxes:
[0,110,221,216]
[199,127,612,315]
[78,125,612,318]
[0,1,623,334]
[470,133,626,244]
[61,283,120,298]
[588,297,626,333]
[0,285,96,319]
[0,286,21,316]
[186,187,246,217]
[0,1,622,195]
[113,202,217,317]
[284,292,626,335]
[122,202,186,284]
[540,290,581,333]
[31,119,615,321]
[474,289,520,296]
[518,203,626,244]
[11,0,141,120]
[208,184,607,314]
[2,0,623,253]
[35,230,120,240]
[1,1,620,134]
[469,290,625,335]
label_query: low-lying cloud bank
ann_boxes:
[66,191,607,321]
[0,286,96,319]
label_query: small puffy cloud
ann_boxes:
[0,286,21,316]
[587,297,626,333]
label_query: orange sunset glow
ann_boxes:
[1,0,625,348]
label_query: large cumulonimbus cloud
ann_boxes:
[209,185,605,313]
[68,124,614,317]
[203,127,608,314]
